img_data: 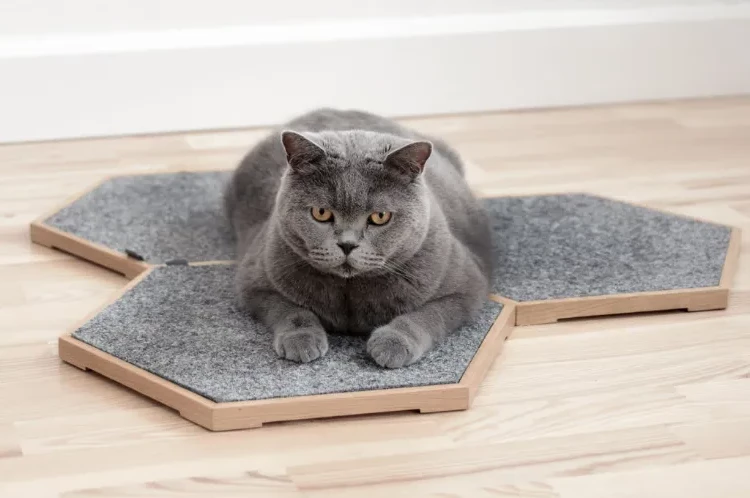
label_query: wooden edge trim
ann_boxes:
[30,221,150,279]
[60,329,470,431]
[511,286,728,326]
[212,383,470,431]
[58,335,216,430]
[720,227,742,289]
[459,301,516,404]
[488,294,518,307]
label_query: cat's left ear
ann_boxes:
[384,141,432,181]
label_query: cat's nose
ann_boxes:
[337,242,358,255]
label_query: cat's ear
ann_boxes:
[383,141,432,180]
[280,130,325,173]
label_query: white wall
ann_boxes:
[4,1,718,34]
[1,0,749,143]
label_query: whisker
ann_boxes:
[271,258,308,282]
[382,260,420,289]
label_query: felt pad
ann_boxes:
[73,265,502,403]
[483,194,731,301]
[45,171,235,263]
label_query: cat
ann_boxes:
[224,108,492,368]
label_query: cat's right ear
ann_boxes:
[383,141,432,181]
[280,130,325,174]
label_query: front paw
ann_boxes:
[367,326,419,369]
[274,327,329,363]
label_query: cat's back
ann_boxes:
[285,108,407,134]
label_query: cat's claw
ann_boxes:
[274,328,329,363]
[367,326,418,369]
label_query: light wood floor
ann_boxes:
[1,98,749,497]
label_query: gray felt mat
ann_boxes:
[483,194,731,301]
[47,172,730,304]
[73,265,502,403]
[45,171,235,264]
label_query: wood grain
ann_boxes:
[2,97,749,496]
[0,425,22,459]
[288,425,697,491]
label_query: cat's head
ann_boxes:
[274,129,432,278]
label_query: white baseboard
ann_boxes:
[1,4,749,143]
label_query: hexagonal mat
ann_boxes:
[59,264,515,430]
[32,171,235,276]
[483,194,739,325]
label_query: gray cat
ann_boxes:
[224,109,492,368]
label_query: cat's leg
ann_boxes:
[245,290,329,363]
[367,293,475,368]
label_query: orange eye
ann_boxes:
[368,211,392,225]
[311,207,333,222]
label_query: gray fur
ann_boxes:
[225,109,492,368]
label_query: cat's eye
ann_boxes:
[368,211,392,226]
[311,207,333,222]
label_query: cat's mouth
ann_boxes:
[310,255,379,279]
[339,262,355,277]
[331,261,368,279]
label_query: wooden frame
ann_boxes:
[57,267,516,431]
[30,222,150,278]
[491,228,741,325]
[31,174,741,428]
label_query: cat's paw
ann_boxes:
[274,327,329,363]
[367,326,419,369]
